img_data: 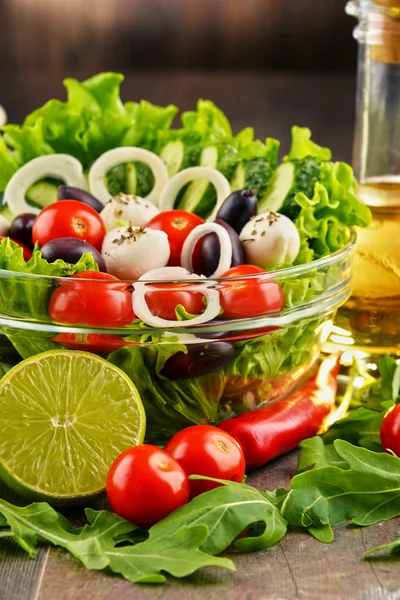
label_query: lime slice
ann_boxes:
[0,350,146,505]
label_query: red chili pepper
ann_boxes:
[219,354,340,469]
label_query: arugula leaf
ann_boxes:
[353,355,400,411]
[364,531,400,559]
[150,480,287,553]
[0,499,234,584]
[297,437,349,472]
[289,440,400,527]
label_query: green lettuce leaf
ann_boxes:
[0,238,98,321]
[107,342,226,442]
[222,318,323,412]
[1,73,177,183]
[284,126,331,162]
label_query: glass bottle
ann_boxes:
[330,0,400,357]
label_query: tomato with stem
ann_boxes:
[146,210,204,266]
[32,200,106,250]
[165,425,246,498]
[106,444,190,528]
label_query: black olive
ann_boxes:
[40,237,106,271]
[161,341,235,380]
[201,218,245,277]
[9,213,36,249]
[57,186,104,213]
[216,189,258,234]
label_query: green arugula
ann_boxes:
[364,532,400,560]
[272,440,400,543]
[151,478,287,553]
[0,498,234,583]
[0,481,286,584]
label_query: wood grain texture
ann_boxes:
[0,0,356,71]
[0,482,49,600]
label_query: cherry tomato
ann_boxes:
[32,200,106,250]
[219,264,284,319]
[165,425,246,498]
[146,210,204,266]
[0,236,32,261]
[106,444,190,528]
[48,271,135,327]
[53,333,129,353]
[145,283,205,321]
[381,404,400,457]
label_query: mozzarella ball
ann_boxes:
[100,194,159,230]
[239,212,300,269]
[101,226,170,280]
[0,215,10,236]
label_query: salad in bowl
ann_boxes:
[0,72,370,445]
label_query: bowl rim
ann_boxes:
[0,229,357,283]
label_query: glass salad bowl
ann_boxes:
[0,233,355,443]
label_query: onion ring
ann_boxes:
[158,166,231,219]
[132,266,221,328]
[4,154,86,216]
[89,147,169,207]
[181,222,232,277]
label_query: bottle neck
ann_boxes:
[348,0,400,203]
[347,0,400,63]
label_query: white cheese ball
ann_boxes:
[0,215,10,236]
[239,212,300,269]
[101,226,170,280]
[100,194,159,230]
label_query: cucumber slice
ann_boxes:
[126,163,137,194]
[177,146,218,216]
[160,140,185,177]
[230,163,245,192]
[26,180,59,209]
[258,162,295,213]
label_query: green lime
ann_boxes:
[0,350,146,505]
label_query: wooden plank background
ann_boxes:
[0,0,356,72]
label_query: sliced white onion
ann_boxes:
[133,266,221,328]
[89,147,169,207]
[158,166,231,219]
[181,222,232,278]
[0,105,7,128]
[3,154,86,216]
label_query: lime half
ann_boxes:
[0,350,146,504]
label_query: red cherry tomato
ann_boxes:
[32,200,106,250]
[165,425,246,498]
[146,210,204,266]
[219,264,284,319]
[145,283,205,321]
[0,236,32,261]
[106,444,190,528]
[381,404,400,457]
[48,271,135,327]
[53,333,129,353]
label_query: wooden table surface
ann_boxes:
[1,70,400,600]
